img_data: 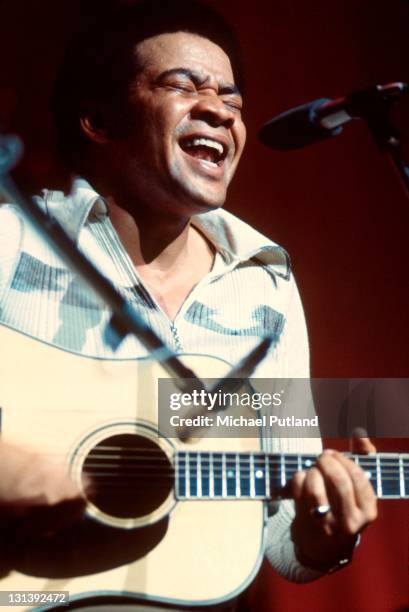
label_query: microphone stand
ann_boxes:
[383,139,409,201]
[346,83,409,201]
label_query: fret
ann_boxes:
[265,454,270,498]
[209,452,214,498]
[297,454,302,472]
[197,452,202,498]
[376,454,382,497]
[226,454,236,496]
[403,456,409,498]
[254,455,266,497]
[201,452,210,497]
[235,453,241,498]
[399,455,404,498]
[185,452,190,498]
[280,454,285,487]
[240,455,251,497]
[222,454,227,497]
[250,454,256,498]
[213,453,222,497]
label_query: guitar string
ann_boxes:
[81,470,404,478]
[83,478,405,485]
[79,452,406,469]
[81,450,407,465]
[80,450,409,464]
[80,459,406,471]
[80,466,404,480]
[81,452,404,462]
[83,463,406,471]
[78,446,409,457]
[80,467,405,478]
[83,461,406,469]
[81,461,404,473]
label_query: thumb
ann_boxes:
[350,428,376,454]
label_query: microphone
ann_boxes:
[259,82,408,151]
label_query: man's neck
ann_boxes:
[107,196,193,266]
[106,197,215,321]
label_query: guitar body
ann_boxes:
[0,323,265,610]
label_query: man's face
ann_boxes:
[109,31,246,216]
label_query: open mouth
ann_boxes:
[179,136,228,167]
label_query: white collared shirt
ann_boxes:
[0,178,322,582]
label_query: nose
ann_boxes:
[190,94,235,129]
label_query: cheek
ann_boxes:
[235,121,247,157]
[169,149,189,185]
[153,103,187,161]
[152,96,187,132]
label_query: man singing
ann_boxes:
[0,1,376,609]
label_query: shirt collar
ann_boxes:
[37,178,108,241]
[192,209,290,280]
[39,177,290,280]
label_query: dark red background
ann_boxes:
[0,0,408,610]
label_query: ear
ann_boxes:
[79,97,123,144]
[80,111,110,145]
[79,99,127,144]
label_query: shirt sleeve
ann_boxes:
[263,272,325,582]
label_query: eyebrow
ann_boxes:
[155,67,242,97]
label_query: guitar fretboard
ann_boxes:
[175,452,409,500]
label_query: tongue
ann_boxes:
[184,145,217,163]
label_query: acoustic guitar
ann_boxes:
[0,322,408,611]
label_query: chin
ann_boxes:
[184,184,227,214]
[191,195,225,214]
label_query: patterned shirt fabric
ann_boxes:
[0,178,323,592]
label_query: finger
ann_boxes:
[330,452,377,520]
[292,470,307,502]
[298,466,330,512]
[350,432,376,455]
[316,451,358,530]
[317,450,377,534]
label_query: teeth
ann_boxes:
[201,159,218,167]
[184,137,224,156]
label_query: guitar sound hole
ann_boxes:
[82,434,173,519]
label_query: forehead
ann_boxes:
[134,31,235,84]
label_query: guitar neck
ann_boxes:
[175,451,409,501]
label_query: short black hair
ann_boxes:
[51,0,244,170]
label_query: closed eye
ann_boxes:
[157,72,197,94]
[158,79,196,94]
[223,98,243,112]
[173,84,196,93]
